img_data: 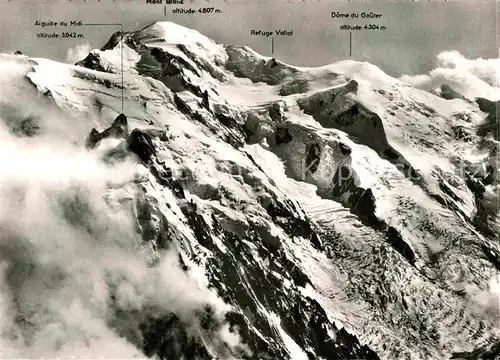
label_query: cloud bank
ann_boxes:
[0,115,245,359]
[400,50,500,100]
[66,43,92,64]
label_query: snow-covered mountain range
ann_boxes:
[1,21,499,360]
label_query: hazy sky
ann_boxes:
[0,0,497,77]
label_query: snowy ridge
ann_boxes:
[1,21,499,360]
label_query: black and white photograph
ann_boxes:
[0,0,499,359]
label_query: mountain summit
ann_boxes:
[1,21,499,360]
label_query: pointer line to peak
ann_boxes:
[83,23,123,26]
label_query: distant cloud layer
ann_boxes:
[400,51,500,100]
[66,43,92,64]
[436,50,499,87]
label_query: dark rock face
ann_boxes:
[213,111,246,141]
[269,58,279,68]
[12,115,42,137]
[305,142,321,174]
[332,164,353,197]
[466,176,486,199]
[476,98,498,114]
[476,98,499,140]
[386,226,416,265]
[335,104,364,126]
[86,129,101,149]
[353,188,384,230]
[110,113,128,136]
[150,46,201,77]
[177,192,377,360]
[332,165,420,267]
[339,142,352,156]
[451,341,500,360]
[353,189,376,222]
[135,193,170,247]
[127,128,157,163]
[331,164,380,222]
[275,126,293,145]
[481,245,500,271]
[176,44,226,81]
[331,164,417,266]
[76,52,109,72]
[43,89,53,99]
[100,30,125,51]
[109,293,219,360]
[140,313,212,360]
[174,94,246,148]
[298,93,385,152]
[86,113,129,149]
[440,84,466,100]
[14,50,23,55]
[298,95,423,187]
[452,125,473,142]
[279,78,309,96]
[268,102,286,123]
[225,45,299,85]
[382,147,400,160]
[264,197,322,250]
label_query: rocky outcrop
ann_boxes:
[332,164,384,228]
[451,341,500,360]
[225,45,298,85]
[76,52,111,72]
[476,98,499,139]
[305,142,321,174]
[297,84,422,187]
[439,84,466,100]
[12,115,42,137]
[279,78,309,96]
[386,226,416,265]
[127,129,157,163]
[86,113,129,148]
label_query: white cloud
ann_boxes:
[399,51,500,100]
[66,43,92,64]
[467,273,500,324]
[436,50,500,87]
